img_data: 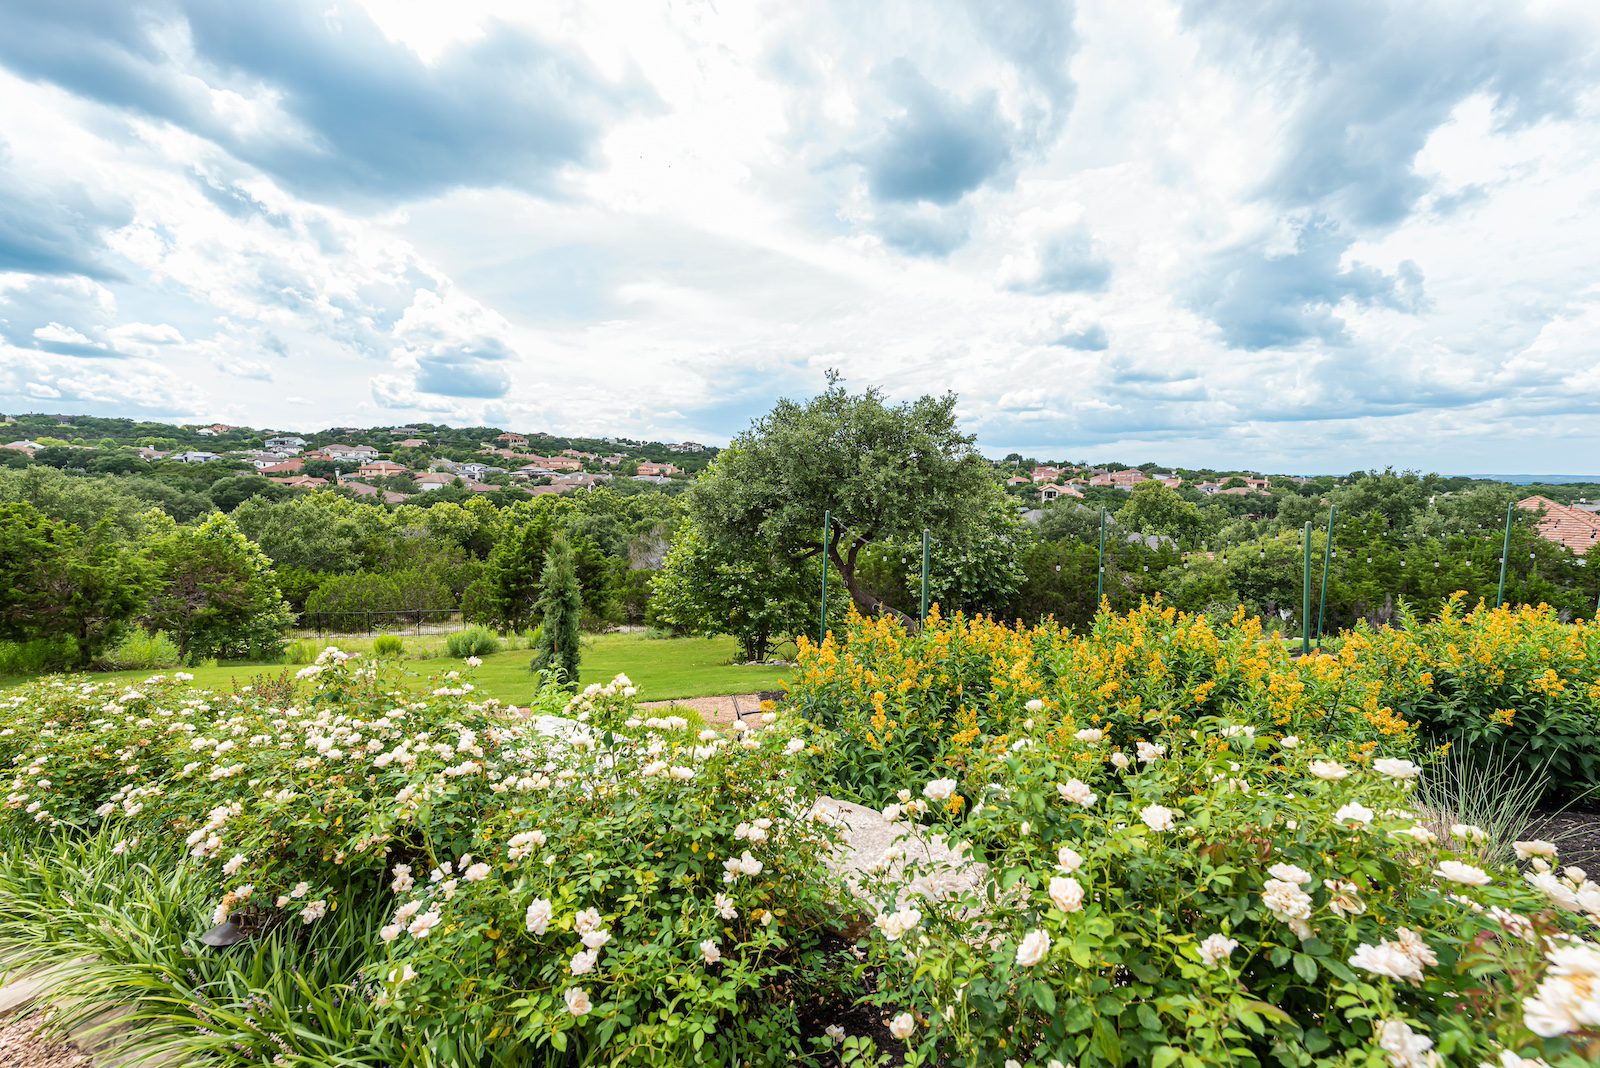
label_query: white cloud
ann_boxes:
[0,1,1595,473]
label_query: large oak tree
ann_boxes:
[681,380,1005,622]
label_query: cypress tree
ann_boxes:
[531,534,582,687]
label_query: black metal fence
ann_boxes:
[298,608,462,636]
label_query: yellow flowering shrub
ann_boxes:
[789,598,1600,804]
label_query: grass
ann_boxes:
[0,631,790,704]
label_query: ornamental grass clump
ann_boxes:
[0,651,844,1066]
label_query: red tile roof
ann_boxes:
[1519,496,1600,555]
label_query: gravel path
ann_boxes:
[0,1013,88,1068]
[637,693,776,726]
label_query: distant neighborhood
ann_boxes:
[5,412,1599,558]
[0,415,708,506]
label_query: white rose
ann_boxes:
[564,987,592,1016]
[1373,758,1421,780]
[1140,804,1177,831]
[1057,779,1096,806]
[888,1012,915,1040]
[1015,929,1051,967]
[922,778,958,802]
[1434,860,1491,886]
[1049,876,1084,913]
[525,898,553,935]
[1197,933,1238,967]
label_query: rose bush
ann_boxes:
[1,653,845,1065]
[846,718,1600,1067]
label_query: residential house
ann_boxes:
[541,455,582,472]
[259,459,304,476]
[1005,476,1031,487]
[414,472,457,492]
[1039,483,1083,502]
[136,446,167,461]
[357,460,409,479]
[1031,465,1064,483]
[3,439,42,456]
[560,449,597,460]
[1520,496,1600,555]
[172,450,221,463]
[1195,482,1223,495]
[324,443,378,460]
[496,433,528,447]
[388,427,421,437]
[395,438,429,448]
[668,441,706,453]
[600,455,625,466]
[1241,477,1271,491]
[268,475,328,489]
[636,461,680,477]
[264,436,306,451]
[341,480,409,504]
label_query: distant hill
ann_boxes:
[1461,474,1600,485]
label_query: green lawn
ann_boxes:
[1,632,790,704]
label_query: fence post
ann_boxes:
[1316,505,1336,648]
[819,509,831,646]
[1496,501,1514,607]
[1096,508,1106,609]
[1301,522,1312,656]
[920,528,930,623]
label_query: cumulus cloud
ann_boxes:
[0,0,1597,473]
[0,0,652,206]
[1190,218,1426,349]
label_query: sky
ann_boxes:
[1,1,1598,473]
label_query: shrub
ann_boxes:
[846,726,1600,1067]
[788,599,1600,805]
[0,637,77,676]
[371,634,405,659]
[98,629,181,670]
[444,624,500,658]
[282,638,319,665]
[0,658,843,1065]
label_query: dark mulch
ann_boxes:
[1523,804,1600,872]
[791,935,906,1064]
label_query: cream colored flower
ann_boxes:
[1015,929,1051,967]
[1350,942,1425,982]
[922,779,958,802]
[1057,846,1084,873]
[1057,779,1096,806]
[1140,803,1177,831]
[1049,876,1084,913]
[1373,758,1421,780]
[525,898,553,935]
[1324,879,1366,917]
[1334,801,1374,826]
[1308,760,1349,781]
[875,907,923,941]
[564,987,592,1016]
[888,1012,915,1039]
[1434,861,1491,886]
[700,939,722,964]
[1377,1019,1438,1067]
[1514,840,1558,861]
[1074,728,1104,743]
[1268,863,1312,885]
[1197,933,1238,967]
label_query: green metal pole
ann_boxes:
[1496,501,1513,608]
[1096,508,1106,609]
[819,510,831,645]
[1316,505,1336,649]
[1301,522,1312,656]
[919,529,930,622]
